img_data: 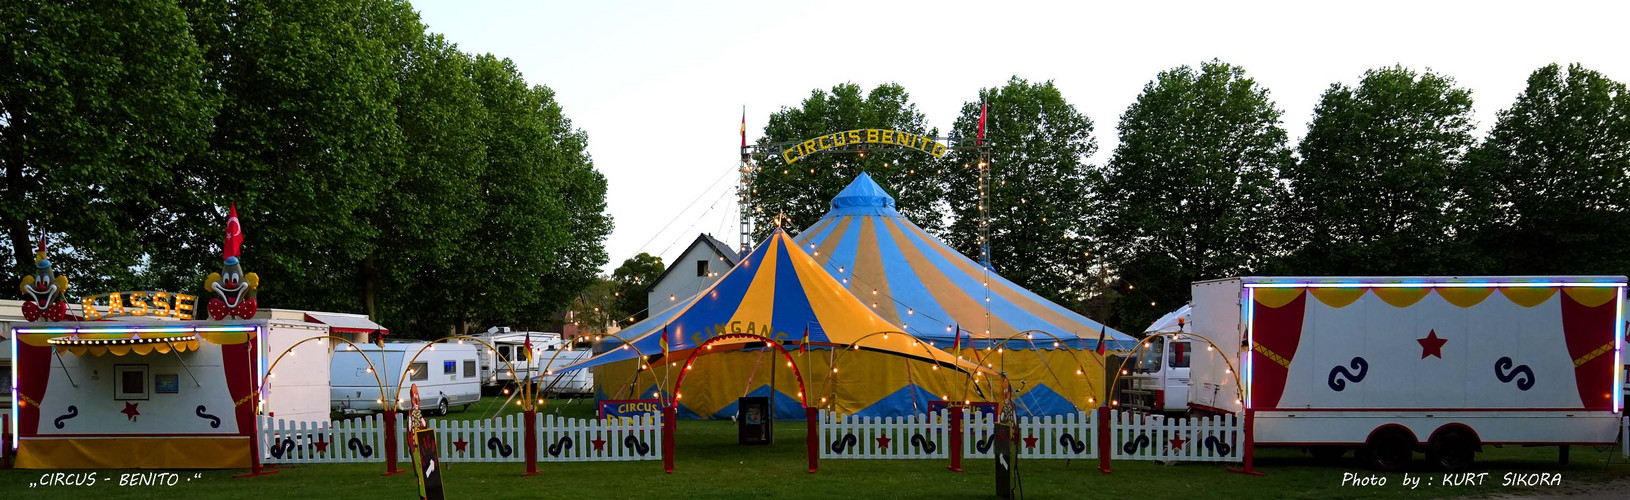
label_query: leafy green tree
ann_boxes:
[1096,60,1292,329]
[611,252,664,323]
[1283,66,1477,274]
[1468,63,1630,274]
[750,83,943,238]
[565,277,617,335]
[1,0,213,291]
[940,77,1098,306]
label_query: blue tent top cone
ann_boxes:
[827,172,900,216]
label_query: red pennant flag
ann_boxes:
[977,100,987,145]
[740,106,747,149]
[952,323,961,357]
[801,326,809,354]
[224,203,243,261]
[1095,325,1107,355]
[373,328,385,349]
[660,325,670,359]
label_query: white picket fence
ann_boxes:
[965,410,1097,460]
[818,410,948,459]
[1622,415,1629,458]
[258,412,662,464]
[1109,410,1240,462]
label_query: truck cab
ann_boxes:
[1119,334,1192,415]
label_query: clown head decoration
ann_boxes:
[18,239,70,321]
[206,204,259,320]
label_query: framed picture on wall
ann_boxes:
[115,364,149,400]
[155,373,180,394]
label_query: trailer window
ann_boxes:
[498,345,511,362]
[409,362,429,381]
[444,360,457,374]
[1136,340,1163,373]
[1170,342,1191,368]
[464,360,476,378]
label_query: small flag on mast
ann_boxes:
[741,106,747,149]
[977,100,987,146]
[660,325,670,359]
[1095,325,1108,355]
[224,203,243,260]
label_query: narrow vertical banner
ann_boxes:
[977,100,988,146]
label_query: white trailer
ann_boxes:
[1118,304,1193,416]
[1188,276,1625,471]
[473,328,592,396]
[330,342,481,416]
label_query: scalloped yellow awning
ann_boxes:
[55,338,201,356]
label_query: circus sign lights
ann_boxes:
[780,129,948,164]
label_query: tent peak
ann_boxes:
[828,173,898,215]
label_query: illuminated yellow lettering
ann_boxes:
[174,294,196,320]
[880,130,895,145]
[931,142,946,157]
[817,135,829,150]
[730,321,742,334]
[127,291,150,316]
[833,131,848,147]
[106,292,125,317]
[802,140,817,157]
[782,147,799,164]
[847,130,861,144]
[81,297,102,320]
[151,292,172,317]
[866,129,879,143]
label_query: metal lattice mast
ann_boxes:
[739,107,754,254]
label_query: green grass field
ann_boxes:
[6,399,1629,499]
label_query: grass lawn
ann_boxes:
[5,399,1629,499]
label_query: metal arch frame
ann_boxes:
[957,329,1108,412]
[820,330,995,411]
[261,335,389,415]
[394,335,523,412]
[1107,332,1244,410]
[566,331,662,402]
[671,333,809,409]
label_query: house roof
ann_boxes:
[643,233,741,295]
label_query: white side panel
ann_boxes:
[37,344,239,435]
[1256,411,1620,445]
[262,322,332,422]
[1188,279,1243,414]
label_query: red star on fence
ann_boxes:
[120,402,140,421]
[1170,436,1187,451]
[876,435,892,449]
[313,435,329,453]
[1418,329,1448,359]
[1022,433,1038,449]
[453,437,469,454]
[592,436,607,451]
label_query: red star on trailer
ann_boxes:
[120,402,140,421]
[876,435,892,449]
[453,437,469,454]
[1417,329,1448,359]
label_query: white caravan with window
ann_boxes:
[330,342,481,416]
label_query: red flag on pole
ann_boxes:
[976,100,987,146]
[740,106,747,149]
[224,203,243,260]
[1095,325,1108,355]
[951,323,961,357]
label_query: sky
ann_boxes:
[412,0,1630,274]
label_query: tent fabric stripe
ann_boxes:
[769,236,820,339]
[851,217,901,325]
[883,216,1021,337]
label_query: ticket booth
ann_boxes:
[736,396,771,445]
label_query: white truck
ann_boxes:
[1118,304,1194,416]
[473,328,593,396]
[330,342,482,416]
[1188,276,1625,471]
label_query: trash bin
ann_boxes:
[737,396,772,445]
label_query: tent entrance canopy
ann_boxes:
[558,230,989,378]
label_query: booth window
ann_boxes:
[409,362,429,381]
[463,360,476,378]
[115,364,150,400]
[696,260,708,277]
[443,360,457,375]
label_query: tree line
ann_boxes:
[1,0,611,337]
[749,62,1629,332]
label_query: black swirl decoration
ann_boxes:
[347,437,374,458]
[1204,436,1233,457]
[1495,357,1536,391]
[270,438,296,459]
[1121,433,1151,454]
[1327,356,1369,391]
[195,405,221,429]
[622,434,652,456]
[53,405,78,429]
[1059,433,1086,454]
[975,433,996,454]
[910,433,937,453]
[829,433,858,453]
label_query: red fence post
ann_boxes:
[523,408,539,476]
[1227,408,1265,476]
[947,405,963,472]
[2,413,11,469]
[662,404,676,474]
[1097,406,1111,474]
[382,409,404,476]
[806,406,819,473]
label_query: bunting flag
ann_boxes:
[659,325,669,359]
[1095,325,1107,355]
[800,326,809,354]
[224,203,243,260]
[977,100,987,145]
[952,323,961,357]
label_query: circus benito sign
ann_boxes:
[779,128,950,164]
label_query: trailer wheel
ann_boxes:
[1365,429,1413,471]
[436,399,450,416]
[1427,429,1476,472]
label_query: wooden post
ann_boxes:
[1097,406,1111,473]
[662,404,676,474]
[806,406,819,473]
[1227,409,1264,476]
[947,405,963,472]
[382,409,404,476]
[523,409,539,476]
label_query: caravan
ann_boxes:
[330,342,481,416]
[473,328,593,396]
